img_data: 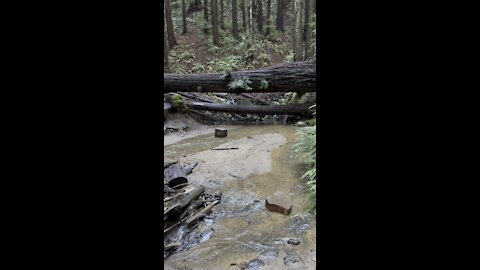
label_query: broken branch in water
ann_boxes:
[186,200,220,225]
[211,147,239,150]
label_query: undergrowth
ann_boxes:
[293,105,316,213]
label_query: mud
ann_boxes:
[164,123,316,270]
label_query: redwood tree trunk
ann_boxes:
[257,0,263,34]
[276,0,284,31]
[164,61,316,93]
[211,0,220,46]
[266,0,271,36]
[165,0,177,48]
[232,0,240,39]
[182,0,187,34]
[204,0,209,20]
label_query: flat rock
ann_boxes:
[266,191,292,215]
[245,259,265,269]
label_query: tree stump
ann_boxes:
[215,129,227,137]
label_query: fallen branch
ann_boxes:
[211,147,239,150]
[186,102,311,115]
[186,200,220,225]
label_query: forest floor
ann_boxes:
[169,11,290,74]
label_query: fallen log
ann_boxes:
[187,102,311,115]
[165,164,188,188]
[164,61,316,93]
[169,185,206,218]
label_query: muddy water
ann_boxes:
[164,126,316,270]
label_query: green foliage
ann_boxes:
[190,63,205,73]
[165,93,185,110]
[228,76,252,91]
[259,79,269,89]
[206,55,243,72]
[293,124,317,212]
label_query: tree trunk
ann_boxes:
[257,0,263,34]
[276,0,284,31]
[204,0,209,20]
[187,102,311,115]
[220,0,225,30]
[164,61,316,93]
[182,0,187,34]
[246,0,250,34]
[232,0,240,39]
[165,0,177,48]
[164,16,169,70]
[241,0,247,31]
[266,0,271,36]
[293,0,302,62]
[211,0,220,46]
[303,0,312,60]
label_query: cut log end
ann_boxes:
[215,129,228,137]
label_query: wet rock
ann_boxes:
[245,259,265,269]
[284,254,302,266]
[265,191,292,215]
[260,250,279,257]
[257,249,279,264]
[287,238,301,245]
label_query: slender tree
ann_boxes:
[293,0,302,61]
[220,0,225,30]
[241,0,246,31]
[276,0,284,31]
[204,0,209,20]
[303,0,313,60]
[257,0,263,34]
[246,0,251,34]
[265,0,271,36]
[232,0,240,39]
[165,0,177,48]
[164,16,169,70]
[211,0,220,46]
[182,0,187,34]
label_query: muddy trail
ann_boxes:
[164,123,316,270]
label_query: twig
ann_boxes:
[164,242,182,250]
[211,147,239,150]
[186,200,220,225]
[164,216,188,234]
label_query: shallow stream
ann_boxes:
[164,125,316,270]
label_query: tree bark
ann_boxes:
[220,0,225,30]
[257,0,263,34]
[187,102,311,115]
[182,0,187,34]
[265,0,271,36]
[211,0,220,46]
[204,0,209,20]
[232,0,240,39]
[165,0,178,48]
[164,16,169,70]
[165,164,188,188]
[303,0,313,60]
[241,0,247,31]
[164,61,316,93]
[276,0,284,31]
